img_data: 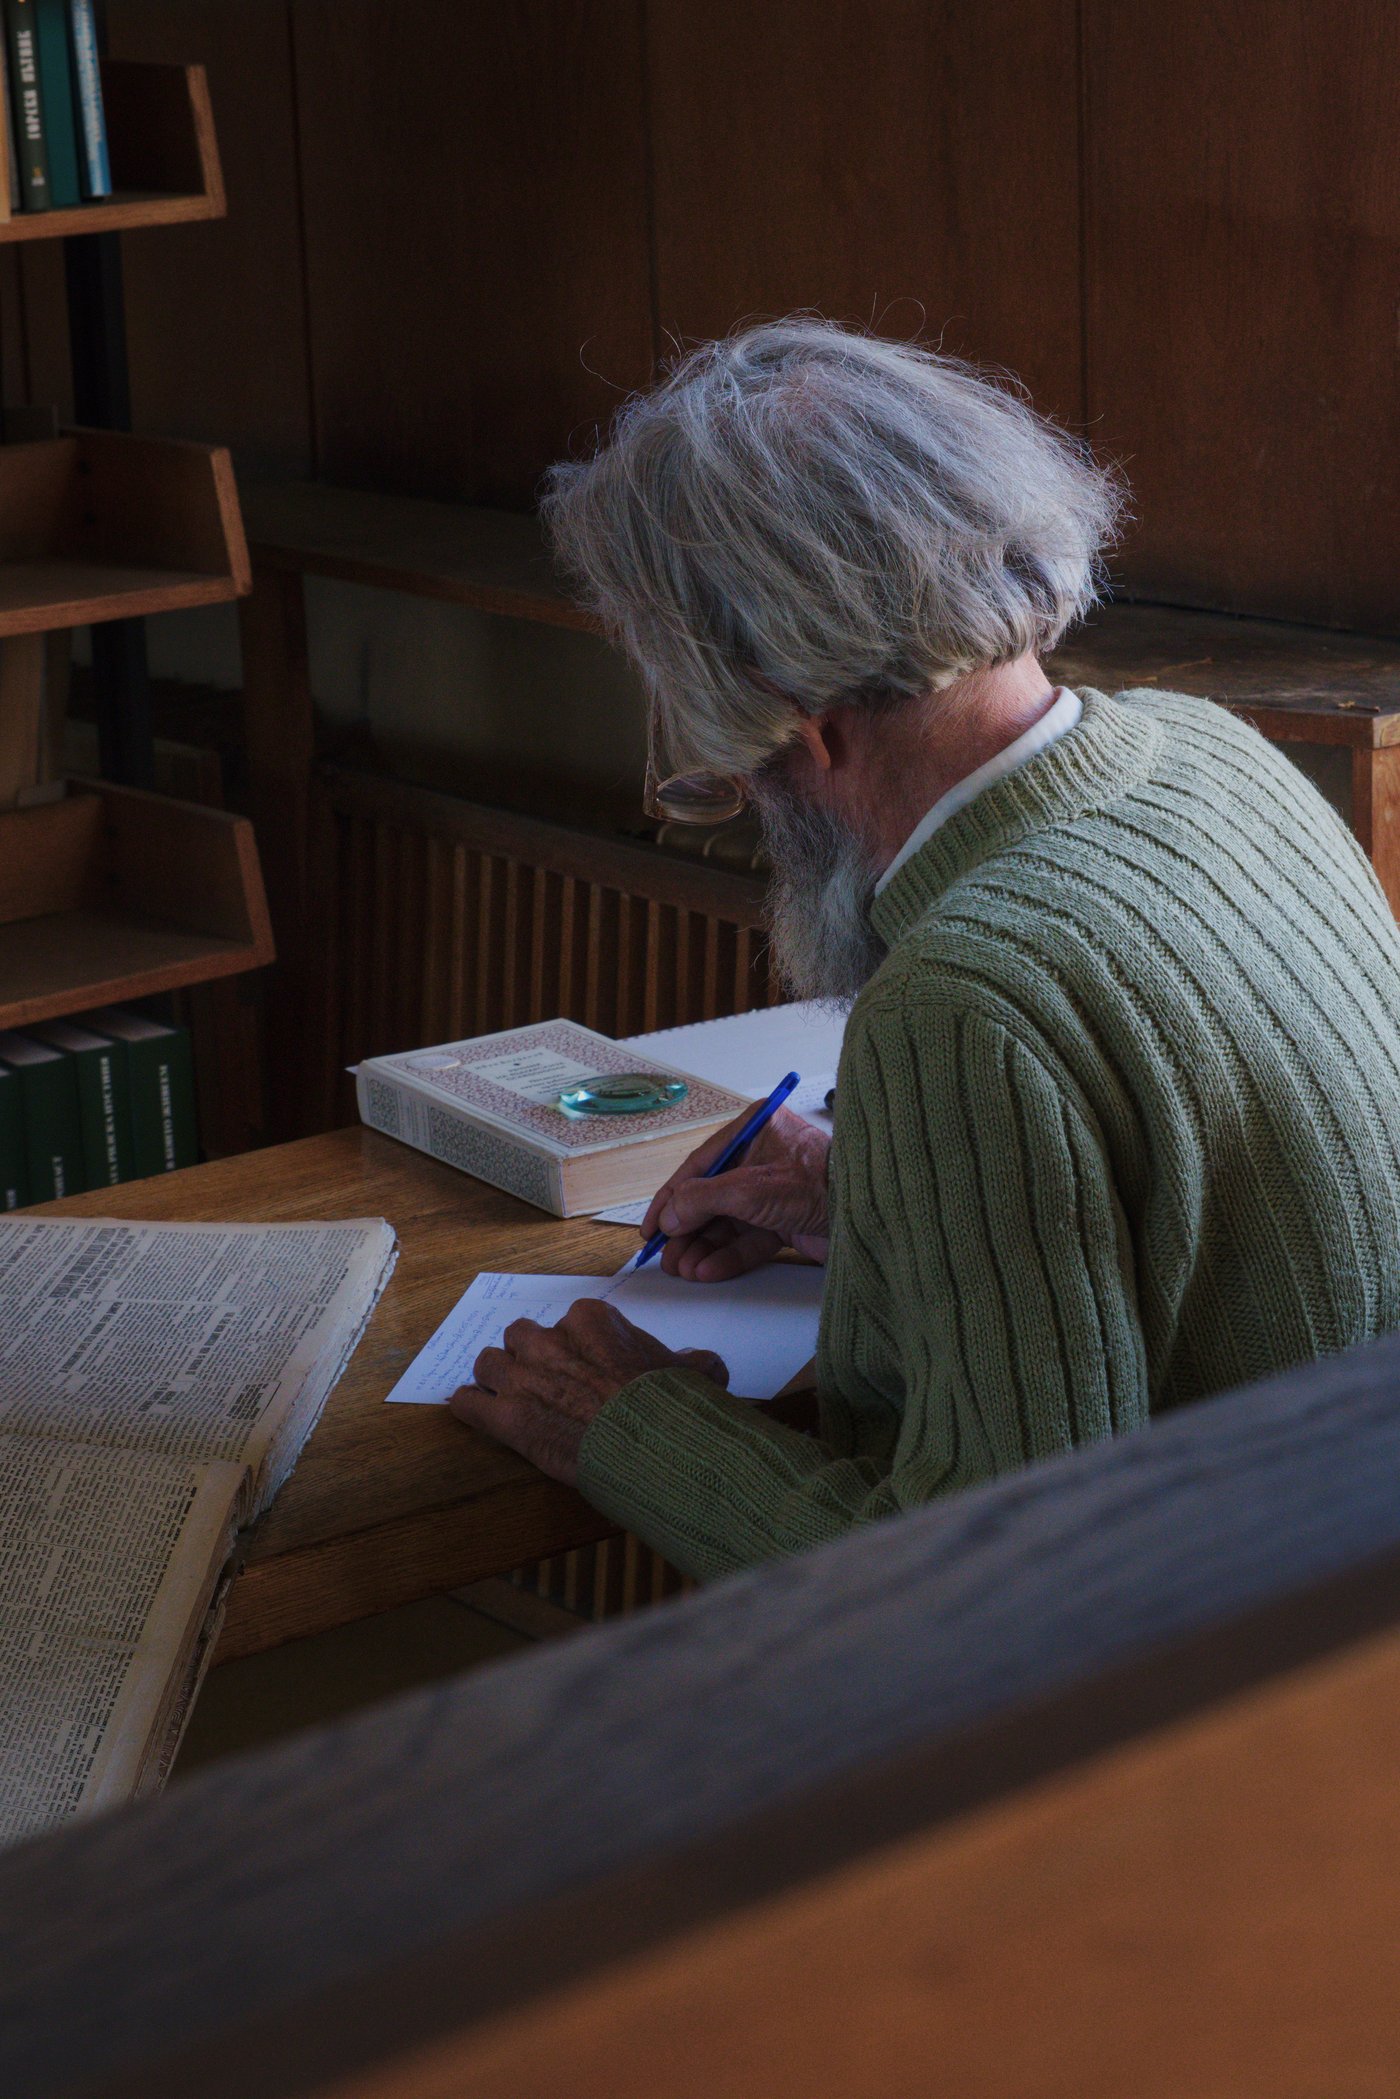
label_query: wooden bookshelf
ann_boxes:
[0,781,273,1032]
[0,62,224,242]
[0,429,250,635]
[0,45,272,1062]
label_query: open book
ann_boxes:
[0,1214,396,1850]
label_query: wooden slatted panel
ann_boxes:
[306,763,780,1624]
[309,766,778,1126]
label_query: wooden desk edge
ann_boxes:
[217,1485,616,1661]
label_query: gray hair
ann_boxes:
[541,319,1124,776]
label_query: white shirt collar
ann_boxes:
[874,687,1083,895]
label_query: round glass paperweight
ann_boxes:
[557,1073,689,1116]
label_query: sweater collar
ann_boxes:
[869,687,1164,948]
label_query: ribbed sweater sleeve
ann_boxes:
[577,993,1151,1580]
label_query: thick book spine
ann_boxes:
[116,1023,196,1176]
[33,0,77,204]
[0,1066,28,1208]
[356,1064,564,1215]
[155,1024,197,1172]
[4,0,50,210]
[36,1031,131,1186]
[64,0,105,196]
[13,1051,85,1199]
[81,1037,130,1184]
[0,30,18,219]
[118,1033,164,1178]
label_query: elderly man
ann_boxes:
[449,319,1400,1579]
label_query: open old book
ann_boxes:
[0,1214,396,1850]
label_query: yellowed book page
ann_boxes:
[0,1434,242,1849]
[0,1217,396,1507]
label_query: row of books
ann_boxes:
[1,0,109,214]
[0,1009,197,1207]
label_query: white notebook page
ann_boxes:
[384,1261,822,1406]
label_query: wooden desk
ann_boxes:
[35,1127,631,1659]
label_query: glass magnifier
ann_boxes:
[558,1073,689,1115]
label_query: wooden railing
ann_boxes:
[10,1323,1400,2096]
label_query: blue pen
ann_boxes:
[631,1070,802,1272]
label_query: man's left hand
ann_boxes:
[448,1296,729,1486]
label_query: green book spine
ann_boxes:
[3,0,50,210]
[125,1030,197,1175]
[155,1025,198,1171]
[120,1033,168,1180]
[82,1011,200,1177]
[33,1024,133,1186]
[33,1053,84,1198]
[76,1038,127,1184]
[0,1066,28,1209]
[0,1039,84,1199]
[33,0,79,205]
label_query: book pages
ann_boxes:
[0,1436,241,1848]
[0,1217,397,1506]
[0,1215,397,1849]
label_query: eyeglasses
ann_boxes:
[643,750,748,826]
[642,696,749,824]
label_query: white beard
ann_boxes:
[751,776,887,1003]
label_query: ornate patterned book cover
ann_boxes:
[366,1020,751,1156]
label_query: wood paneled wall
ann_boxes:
[7,0,1400,631]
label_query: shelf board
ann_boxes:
[0,781,273,1033]
[0,188,221,243]
[0,559,244,636]
[241,481,595,632]
[0,61,225,244]
[0,431,250,637]
[1050,603,1400,748]
[0,908,262,1032]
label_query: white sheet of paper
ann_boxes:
[621,1001,847,1097]
[384,1261,822,1406]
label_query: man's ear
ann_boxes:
[789,711,837,776]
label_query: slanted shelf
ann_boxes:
[0,428,250,635]
[0,780,274,1030]
[241,480,596,631]
[0,62,224,241]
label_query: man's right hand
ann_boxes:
[640,1105,831,1282]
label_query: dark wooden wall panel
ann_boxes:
[290,0,656,505]
[107,0,314,472]
[14,1,1400,632]
[0,250,27,413]
[646,0,1084,425]
[1084,0,1400,632]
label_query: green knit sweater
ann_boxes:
[578,687,1400,1579]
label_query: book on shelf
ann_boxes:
[32,1018,132,1188]
[0,0,108,216]
[33,0,80,206]
[356,1018,753,1217]
[0,1062,26,1209]
[0,29,19,215]
[0,1029,83,1199]
[3,0,50,211]
[0,1213,397,1848]
[85,1007,198,1177]
[0,1011,195,1204]
[65,0,107,196]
